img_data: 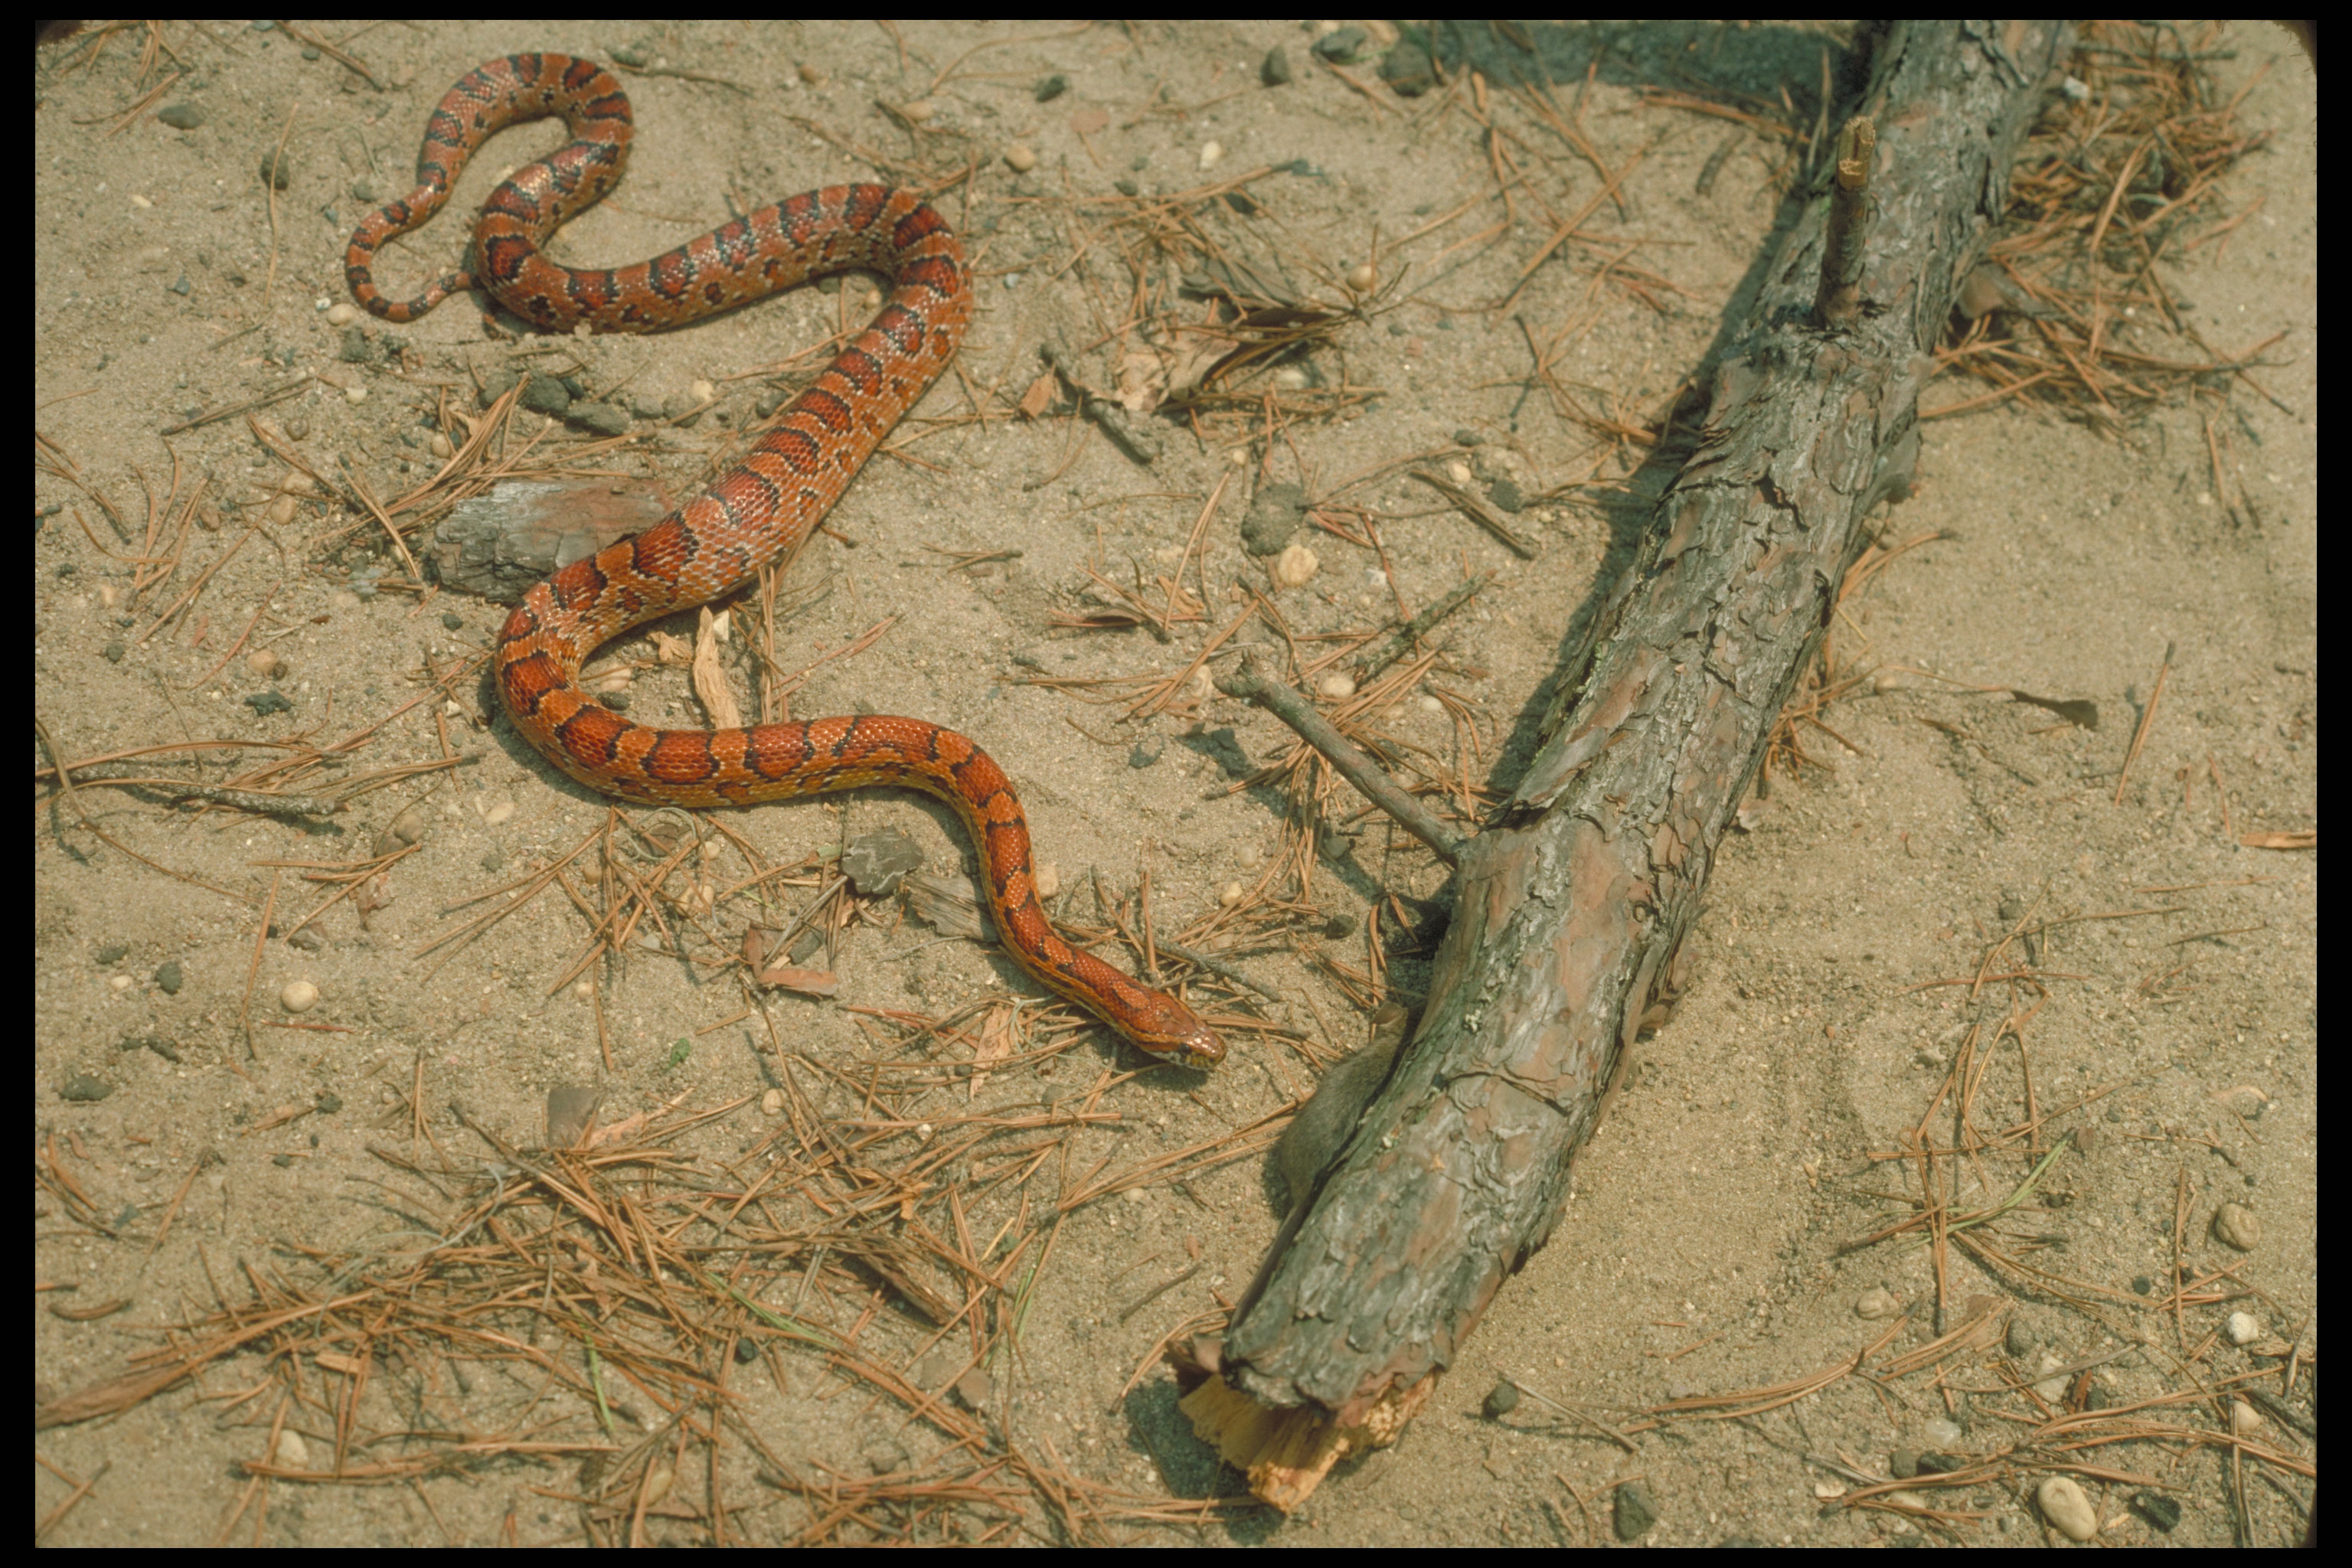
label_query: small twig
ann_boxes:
[1503,1374,1641,1454]
[1116,1261,1202,1324]
[1152,938,1283,1003]
[1815,116,1877,328]
[1404,469,1537,559]
[48,762,342,820]
[2113,641,2174,805]
[1357,570,1494,681]
[1039,343,1161,465]
[158,375,316,438]
[1214,654,1465,866]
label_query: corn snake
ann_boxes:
[346,54,1223,1067]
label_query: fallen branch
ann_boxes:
[1214,652,1465,866]
[1200,18,2079,1493]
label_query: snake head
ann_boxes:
[1168,1023,1227,1071]
[1124,991,1225,1070]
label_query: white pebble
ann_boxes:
[1446,459,1473,485]
[482,799,514,825]
[109,974,133,991]
[1269,543,1318,589]
[1854,1286,1897,1320]
[270,1429,310,1469]
[901,98,935,122]
[2230,1399,2264,1436]
[2225,1310,2262,1346]
[2036,1476,2096,1540]
[1032,861,1060,899]
[1004,143,1037,172]
[573,981,593,1000]
[247,648,288,681]
[344,384,368,405]
[1346,261,1377,294]
[1419,694,1443,713]
[760,1088,784,1116]
[429,432,454,458]
[1318,672,1356,700]
[1922,1416,1962,1449]
[690,378,717,406]
[1197,139,1224,170]
[324,302,359,325]
[280,979,319,1014]
[1219,881,1245,907]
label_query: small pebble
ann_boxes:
[377,797,435,854]
[1481,1380,1520,1419]
[1922,1416,1962,1449]
[1888,1447,1919,1480]
[280,979,319,1014]
[1418,694,1443,713]
[2225,1310,2262,1346]
[2036,1475,2096,1540]
[760,1089,784,1117]
[2034,1354,2069,1401]
[2229,1399,2264,1436]
[1318,672,1356,700]
[1033,862,1060,899]
[1219,881,1245,907]
[2211,1201,2260,1251]
[797,62,827,86]
[1612,1480,1657,1542]
[1197,139,1224,170]
[1004,143,1037,172]
[1346,261,1377,294]
[270,1429,309,1469]
[1854,1286,1897,1319]
[900,98,935,122]
[1269,543,1318,589]
[247,648,288,680]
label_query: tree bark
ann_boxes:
[1217,20,2076,1428]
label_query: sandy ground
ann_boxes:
[34,21,2314,1546]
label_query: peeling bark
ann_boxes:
[1217,20,2076,1427]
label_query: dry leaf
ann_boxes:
[755,965,840,998]
[692,606,743,729]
